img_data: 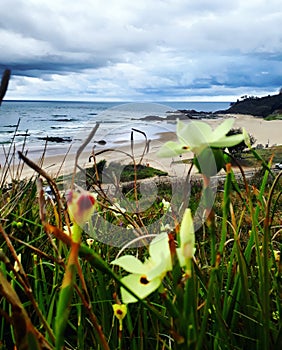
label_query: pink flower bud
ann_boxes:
[66,190,96,226]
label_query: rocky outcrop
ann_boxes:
[136,110,217,122]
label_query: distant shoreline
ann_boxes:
[1,113,281,182]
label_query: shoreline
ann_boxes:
[1,114,281,181]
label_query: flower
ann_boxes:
[14,253,21,272]
[111,233,172,303]
[86,238,94,247]
[161,198,171,212]
[242,127,251,148]
[113,304,127,331]
[66,190,97,226]
[157,119,245,157]
[176,208,195,275]
[113,303,127,320]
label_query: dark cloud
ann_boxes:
[0,0,281,100]
[0,57,108,77]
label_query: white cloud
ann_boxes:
[0,0,282,100]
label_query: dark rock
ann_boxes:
[94,140,107,145]
[135,110,218,121]
[166,112,190,120]
[16,133,30,137]
[137,115,165,121]
[38,136,72,143]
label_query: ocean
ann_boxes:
[0,100,230,161]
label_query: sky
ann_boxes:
[0,0,282,102]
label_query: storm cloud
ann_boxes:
[0,0,281,101]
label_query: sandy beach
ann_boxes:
[1,114,281,182]
[214,114,282,148]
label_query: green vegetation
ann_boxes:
[119,163,168,182]
[265,113,282,121]
[239,144,282,167]
[1,72,281,349]
[224,91,282,117]
[1,139,281,349]
[83,159,168,183]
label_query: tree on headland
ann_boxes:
[220,91,282,117]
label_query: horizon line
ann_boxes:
[3,98,232,103]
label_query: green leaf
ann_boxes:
[55,264,76,350]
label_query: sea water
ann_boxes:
[0,100,230,161]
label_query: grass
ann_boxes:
[265,114,282,121]
[240,145,282,166]
[82,159,168,184]
[0,127,281,350]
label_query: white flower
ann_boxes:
[176,208,195,275]
[111,233,172,303]
[14,253,21,272]
[86,238,94,247]
[157,119,245,157]
[243,127,251,148]
[161,198,171,212]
